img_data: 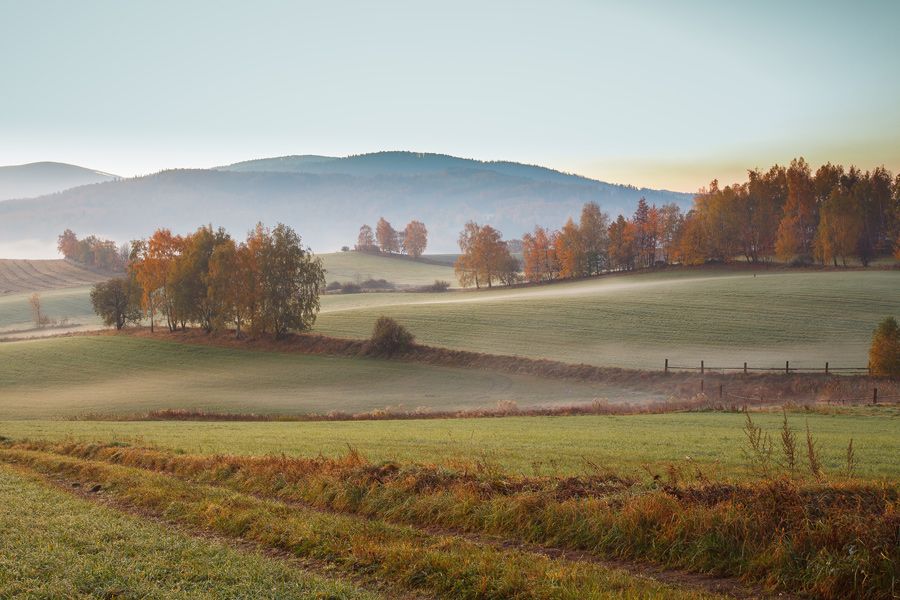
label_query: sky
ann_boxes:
[1,0,899,192]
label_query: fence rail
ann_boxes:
[663,358,870,376]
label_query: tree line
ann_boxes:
[356,218,428,257]
[57,229,127,271]
[498,158,900,285]
[90,223,324,338]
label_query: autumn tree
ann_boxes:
[356,224,377,252]
[129,229,184,332]
[869,316,900,377]
[579,202,609,274]
[90,277,142,330]
[454,221,513,288]
[29,293,44,327]
[776,158,816,262]
[656,203,683,264]
[814,185,862,266]
[555,218,584,278]
[376,218,399,253]
[522,226,558,282]
[57,229,78,259]
[401,220,428,258]
[607,215,636,270]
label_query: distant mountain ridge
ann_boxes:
[219,151,684,194]
[0,152,693,256]
[0,162,118,201]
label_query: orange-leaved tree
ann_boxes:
[869,316,900,377]
[401,220,428,258]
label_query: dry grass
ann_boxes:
[0,258,109,294]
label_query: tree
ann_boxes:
[555,218,584,278]
[257,223,326,338]
[376,218,399,253]
[522,226,558,282]
[29,293,44,327]
[814,186,862,266]
[57,229,78,259]
[90,277,142,330]
[356,224,377,252]
[869,317,900,377]
[129,229,184,332]
[454,221,513,288]
[656,203,683,264]
[607,215,636,270]
[579,202,609,274]
[401,220,428,257]
[776,158,816,261]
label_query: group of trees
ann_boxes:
[454,221,519,288]
[515,159,900,284]
[57,229,127,271]
[683,159,900,266]
[91,223,325,338]
[520,200,683,282]
[356,218,428,257]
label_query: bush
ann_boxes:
[430,280,450,292]
[869,316,900,376]
[325,281,343,292]
[361,278,395,290]
[369,317,414,356]
[341,283,362,294]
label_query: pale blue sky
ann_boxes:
[2,0,898,191]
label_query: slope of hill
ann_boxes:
[0,259,110,294]
[321,252,456,287]
[0,153,692,254]
[0,162,117,201]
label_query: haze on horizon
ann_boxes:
[2,0,899,192]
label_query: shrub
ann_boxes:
[368,317,414,356]
[868,316,900,376]
[430,279,450,292]
[325,281,343,292]
[360,278,395,290]
[341,283,362,294]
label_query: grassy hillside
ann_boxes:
[321,251,455,286]
[0,335,653,418]
[4,408,897,480]
[314,269,900,369]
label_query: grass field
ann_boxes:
[320,251,455,286]
[0,285,100,336]
[4,408,898,480]
[315,268,900,369]
[0,335,655,418]
[0,465,379,599]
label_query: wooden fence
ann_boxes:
[663,359,870,376]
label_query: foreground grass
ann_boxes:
[315,269,900,369]
[0,465,379,599]
[4,409,898,480]
[0,448,720,600]
[0,336,652,418]
[6,441,897,599]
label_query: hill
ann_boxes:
[0,162,117,201]
[0,152,693,255]
[320,251,455,287]
[313,268,900,369]
[0,259,110,294]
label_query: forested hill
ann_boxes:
[0,153,692,254]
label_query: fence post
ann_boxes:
[743,362,747,375]
[700,379,704,393]
[719,384,723,399]
[873,388,878,405]
[701,360,705,375]
[664,358,668,375]
[785,360,790,375]
[825,362,829,376]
